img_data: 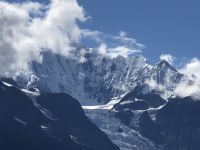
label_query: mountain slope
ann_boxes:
[6,50,199,150]
[0,81,119,150]
[19,51,165,103]
[22,50,186,105]
[111,88,200,150]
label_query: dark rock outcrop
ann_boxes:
[0,81,119,150]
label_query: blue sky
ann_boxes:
[8,0,200,64]
[78,0,200,64]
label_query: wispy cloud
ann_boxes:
[160,54,175,64]
[82,30,145,58]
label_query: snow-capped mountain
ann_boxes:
[144,60,183,92]
[23,50,151,104]
[150,60,182,85]
[3,48,200,150]
[22,48,184,105]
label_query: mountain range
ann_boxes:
[18,48,186,104]
[1,48,199,150]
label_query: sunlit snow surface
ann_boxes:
[82,96,122,109]
[2,81,13,87]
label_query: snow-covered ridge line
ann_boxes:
[16,50,188,104]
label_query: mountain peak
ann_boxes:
[159,59,169,64]
[155,59,177,72]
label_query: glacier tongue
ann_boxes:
[83,108,160,150]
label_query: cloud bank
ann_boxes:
[175,58,200,99]
[0,0,86,77]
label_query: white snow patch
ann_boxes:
[21,88,40,96]
[70,134,78,142]
[41,125,48,131]
[120,100,136,105]
[2,81,13,87]
[14,117,27,126]
[82,96,122,110]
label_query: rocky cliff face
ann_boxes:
[21,50,185,105]
[27,51,151,104]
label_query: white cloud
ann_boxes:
[97,43,107,55]
[0,0,86,77]
[82,30,144,58]
[144,79,165,92]
[119,31,127,37]
[174,81,200,99]
[160,54,175,64]
[97,43,142,58]
[179,58,200,79]
[174,58,200,99]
